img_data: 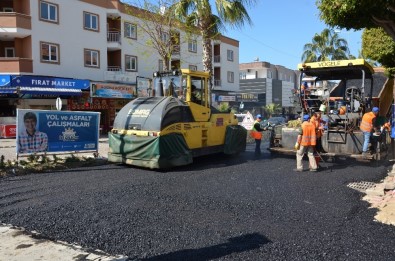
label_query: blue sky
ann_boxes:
[222,0,363,70]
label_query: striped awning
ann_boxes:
[19,87,82,96]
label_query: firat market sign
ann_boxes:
[11,75,90,90]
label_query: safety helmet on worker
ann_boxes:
[303,115,310,121]
[372,107,379,113]
[256,114,262,119]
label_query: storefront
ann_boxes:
[67,92,130,134]
[0,75,90,138]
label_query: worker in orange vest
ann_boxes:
[310,111,325,152]
[250,114,266,157]
[295,114,318,172]
[360,107,379,156]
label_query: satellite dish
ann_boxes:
[254,57,259,62]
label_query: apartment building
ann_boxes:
[0,0,239,134]
[237,60,298,117]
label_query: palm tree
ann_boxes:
[301,28,350,62]
[173,0,256,100]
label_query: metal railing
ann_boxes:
[214,55,220,63]
[214,79,221,87]
[107,66,121,72]
[172,45,180,55]
[107,31,121,43]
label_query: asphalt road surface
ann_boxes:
[0,144,395,260]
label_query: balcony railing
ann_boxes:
[107,31,121,43]
[214,79,221,87]
[0,12,31,30]
[172,45,180,55]
[214,55,221,63]
[107,66,121,72]
[0,58,33,73]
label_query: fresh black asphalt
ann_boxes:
[0,146,395,260]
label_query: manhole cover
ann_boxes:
[347,181,376,193]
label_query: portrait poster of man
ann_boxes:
[17,109,100,154]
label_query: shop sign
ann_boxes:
[236,93,259,102]
[16,109,99,154]
[0,75,11,87]
[218,95,236,102]
[0,124,16,138]
[12,75,90,90]
[92,83,135,98]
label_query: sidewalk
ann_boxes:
[0,225,128,261]
[0,136,109,162]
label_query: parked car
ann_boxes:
[261,116,287,128]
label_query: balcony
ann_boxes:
[172,45,180,56]
[107,31,121,50]
[214,79,221,87]
[0,12,31,39]
[214,55,220,63]
[104,68,137,83]
[0,58,33,73]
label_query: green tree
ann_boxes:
[125,1,184,71]
[172,0,256,100]
[316,0,395,42]
[362,28,395,76]
[264,103,281,118]
[301,28,350,62]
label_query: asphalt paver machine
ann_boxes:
[269,59,391,160]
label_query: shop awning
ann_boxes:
[19,87,82,96]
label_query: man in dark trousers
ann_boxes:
[250,114,266,157]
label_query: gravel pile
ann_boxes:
[0,150,394,260]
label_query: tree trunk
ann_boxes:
[202,34,213,107]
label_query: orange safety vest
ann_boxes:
[250,120,263,140]
[360,112,376,132]
[310,115,323,138]
[300,121,316,146]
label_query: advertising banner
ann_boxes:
[92,83,135,98]
[16,109,100,154]
[0,124,16,138]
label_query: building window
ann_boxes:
[158,60,164,71]
[161,32,169,43]
[267,70,272,79]
[189,65,197,71]
[39,1,58,23]
[227,50,234,61]
[84,12,99,31]
[239,72,246,79]
[84,49,99,68]
[124,22,137,39]
[125,55,137,71]
[40,42,59,64]
[227,71,234,83]
[5,48,15,57]
[3,7,13,12]
[188,40,197,53]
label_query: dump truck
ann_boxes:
[269,59,392,160]
[108,69,247,169]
